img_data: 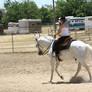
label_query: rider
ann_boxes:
[53,16,71,60]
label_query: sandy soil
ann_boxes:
[0,53,92,92]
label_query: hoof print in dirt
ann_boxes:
[69,76,85,83]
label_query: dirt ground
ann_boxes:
[0,53,92,92]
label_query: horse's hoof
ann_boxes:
[89,79,92,82]
[49,81,53,84]
[57,56,63,62]
[60,76,64,80]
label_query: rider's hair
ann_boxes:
[59,16,66,23]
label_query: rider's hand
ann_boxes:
[54,34,56,38]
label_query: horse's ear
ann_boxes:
[35,37,37,41]
[35,36,39,42]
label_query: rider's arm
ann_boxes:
[54,25,62,37]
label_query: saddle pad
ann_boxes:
[59,39,76,50]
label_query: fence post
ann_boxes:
[74,28,79,39]
[11,33,14,53]
[88,27,91,41]
[48,28,49,36]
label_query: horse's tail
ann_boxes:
[86,44,92,63]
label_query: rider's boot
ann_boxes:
[57,55,62,62]
[56,52,62,62]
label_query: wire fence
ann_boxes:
[0,34,37,53]
[0,26,92,53]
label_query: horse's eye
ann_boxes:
[36,43,39,47]
[36,44,38,47]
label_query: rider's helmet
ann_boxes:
[58,16,66,25]
[59,16,66,22]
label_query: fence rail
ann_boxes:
[0,29,92,53]
[0,34,37,53]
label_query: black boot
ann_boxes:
[56,53,62,62]
[57,56,62,62]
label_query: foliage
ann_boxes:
[3,0,40,28]
[56,0,92,18]
[1,0,92,28]
[39,6,53,24]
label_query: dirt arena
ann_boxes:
[0,53,92,92]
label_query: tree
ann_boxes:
[3,0,40,28]
[39,6,53,24]
[19,1,40,19]
[2,0,92,28]
[56,0,69,19]
[0,10,2,20]
[55,0,91,17]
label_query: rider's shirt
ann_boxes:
[60,22,70,37]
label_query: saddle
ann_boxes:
[61,36,72,46]
[52,37,75,61]
[53,36,76,53]
[59,37,75,51]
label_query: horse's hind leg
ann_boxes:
[73,62,81,78]
[84,64,92,81]
[81,61,92,81]
[55,58,63,80]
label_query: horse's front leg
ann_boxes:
[55,58,64,80]
[49,56,55,83]
[73,62,81,78]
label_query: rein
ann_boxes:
[36,38,54,55]
[43,41,53,55]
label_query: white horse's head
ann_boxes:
[35,36,54,55]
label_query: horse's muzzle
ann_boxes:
[38,50,43,55]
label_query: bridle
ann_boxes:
[36,38,54,55]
